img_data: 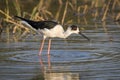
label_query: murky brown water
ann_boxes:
[0,24,120,80]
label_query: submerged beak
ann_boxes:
[79,32,90,41]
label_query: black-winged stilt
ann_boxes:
[15,16,90,55]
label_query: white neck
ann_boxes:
[59,27,72,38]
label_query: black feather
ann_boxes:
[15,16,58,30]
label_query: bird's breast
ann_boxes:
[38,25,65,38]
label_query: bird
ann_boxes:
[15,16,90,56]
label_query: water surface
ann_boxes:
[0,24,120,80]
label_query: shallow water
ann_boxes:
[0,24,120,80]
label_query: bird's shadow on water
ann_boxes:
[30,55,51,80]
[35,54,80,80]
[39,54,52,71]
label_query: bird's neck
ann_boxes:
[63,28,72,38]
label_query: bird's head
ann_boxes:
[68,25,90,41]
[69,25,79,34]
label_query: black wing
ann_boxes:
[15,16,59,30]
[36,21,59,29]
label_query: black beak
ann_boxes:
[79,32,90,41]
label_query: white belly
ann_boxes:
[39,25,65,38]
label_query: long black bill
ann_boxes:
[79,32,90,41]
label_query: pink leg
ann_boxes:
[47,39,51,55]
[39,38,45,56]
[39,56,44,72]
[48,54,51,68]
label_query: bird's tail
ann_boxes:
[14,16,37,31]
[14,16,30,22]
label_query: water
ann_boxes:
[0,23,120,80]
